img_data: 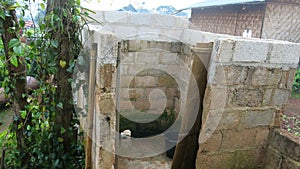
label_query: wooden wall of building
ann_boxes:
[262,0,300,42]
[191,4,266,38]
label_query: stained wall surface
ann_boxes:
[76,11,300,169]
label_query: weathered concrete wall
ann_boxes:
[118,40,182,136]
[78,11,300,169]
[264,129,300,169]
[87,11,233,44]
[196,38,300,169]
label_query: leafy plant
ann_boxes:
[0,0,88,168]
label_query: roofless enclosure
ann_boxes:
[73,11,300,169]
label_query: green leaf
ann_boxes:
[57,102,63,109]
[58,137,64,143]
[9,38,20,48]
[20,111,26,119]
[19,19,25,27]
[0,60,4,67]
[13,46,23,56]
[60,60,66,68]
[54,159,60,166]
[51,14,54,28]
[10,55,18,67]
[40,3,45,10]
[0,10,5,20]
[50,40,58,48]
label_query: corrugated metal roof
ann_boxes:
[189,0,265,8]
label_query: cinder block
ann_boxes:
[157,75,177,87]
[158,52,178,64]
[135,53,158,64]
[88,11,105,24]
[271,89,290,106]
[214,65,248,85]
[120,76,136,87]
[263,147,281,169]
[269,42,300,66]
[128,14,152,26]
[217,111,240,129]
[199,130,222,152]
[214,39,235,63]
[233,40,269,63]
[190,31,205,44]
[151,14,174,28]
[121,53,135,63]
[127,64,148,76]
[231,88,263,107]
[104,11,129,24]
[268,129,300,162]
[255,127,270,146]
[181,29,192,43]
[251,67,282,86]
[262,89,273,106]
[161,28,183,41]
[135,76,157,87]
[119,100,133,111]
[222,128,257,150]
[114,25,138,39]
[241,110,274,128]
[173,16,190,29]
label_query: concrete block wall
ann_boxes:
[86,11,236,45]
[79,11,300,169]
[88,11,189,41]
[264,129,300,169]
[118,40,182,136]
[196,38,300,169]
[76,30,120,169]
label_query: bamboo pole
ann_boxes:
[85,43,97,169]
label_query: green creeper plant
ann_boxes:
[292,68,300,97]
[0,0,93,168]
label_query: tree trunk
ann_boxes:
[1,9,28,165]
[46,0,80,153]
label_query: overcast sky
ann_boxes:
[82,0,204,10]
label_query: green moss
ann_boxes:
[225,151,262,169]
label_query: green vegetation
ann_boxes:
[292,68,300,98]
[0,0,92,168]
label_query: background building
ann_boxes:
[189,0,300,43]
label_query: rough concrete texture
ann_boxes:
[79,11,300,169]
[117,155,172,169]
[264,129,300,169]
[198,37,299,169]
